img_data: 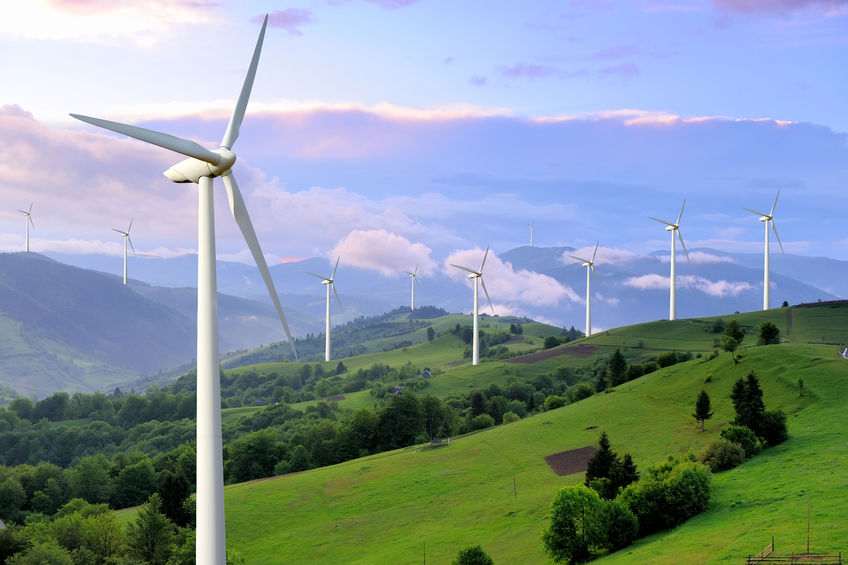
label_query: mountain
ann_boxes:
[0,253,319,398]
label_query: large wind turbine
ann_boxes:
[403,265,419,310]
[18,204,33,252]
[451,248,493,366]
[744,190,783,310]
[570,242,600,337]
[112,219,135,285]
[649,200,689,321]
[309,257,342,361]
[71,15,297,564]
[529,224,535,247]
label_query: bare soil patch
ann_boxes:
[507,344,597,364]
[326,395,346,402]
[545,446,597,476]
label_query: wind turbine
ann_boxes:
[70,15,297,564]
[451,247,493,366]
[18,204,33,252]
[403,265,419,310]
[529,224,535,247]
[649,200,689,321]
[744,190,783,310]
[308,257,342,362]
[570,242,600,337]
[112,219,135,285]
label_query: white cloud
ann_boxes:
[444,248,581,311]
[656,250,736,264]
[563,246,642,266]
[329,229,438,277]
[624,273,754,297]
[624,273,669,290]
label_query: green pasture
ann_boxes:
[223,338,848,563]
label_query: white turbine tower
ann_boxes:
[112,219,135,285]
[71,16,298,564]
[529,223,535,247]
[570,242,600,337]
[649,200,689,321]
[18,204,33,252]
[744,190,783,310]
[308,257,342,362]
[403,265,420,310]
[451,248,493,366]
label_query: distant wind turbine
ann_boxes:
[451,247,493,366]
[649,200,689,321]
[744,190,783,310]
[70,15,296,564]
[18,204,33,252]
[309,257,342,361]
[112,219,135,285]
[529,224,535,247]
[570,242,600,337]
[403,265,420,310]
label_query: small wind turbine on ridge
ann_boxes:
[451,247,494,366]
[18,204,34,252]
[743,190,783,310]
[569,242,600,337]
[113,219,135,285]
[529,224,535,247]
[70,15,296,564]
[649,200,689,321]
[308,257,342,361]
[403,265,420,310]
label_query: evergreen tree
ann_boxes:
[730,371,765,435]
[585,431,617,485]
[693,390,714,431]
[126,493,175,565]
[758,321,780,345]
[608,349,628,386]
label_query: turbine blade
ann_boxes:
[414,276,421,287]
[70,114,221,165]
[128,236,136,255]
[649,216,674,227]
[480,246,490,272]
[403,271,413,276]
[112,228,125,235]
[28,203,33,214]
[592,242,599,262]
[307,272,330,281]
[414,264,418,276]
[220,14,268,149]
[591,265,601,292]
[331,256,340,280]
[676,199,686,225]
[771,219,784,254]
[569,255,590,264]
[677,229,690,262]
[770,189,780,216]
[743,207,770,217]
[127,218,133,233]
[28,216,34,227]
[450,264,479,276]
[222,172,297,359]
[480,277,494,313]
[332,283,343,311]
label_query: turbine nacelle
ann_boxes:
[164,148,237,183]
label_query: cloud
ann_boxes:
[712,0,848,15]
[263,9,315,35]
[444,248,581,311]
[327,0,420,9]
[0,0,215,46]
[599,62,639,79]
[563,246,642,266]
[329,229,438,277]
[499,63,558,80]
[469,75,488,87]
[657,251,737,264]
[624,273,754,296]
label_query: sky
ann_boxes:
[1,0,847,321]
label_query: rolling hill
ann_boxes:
[211,302,848,564]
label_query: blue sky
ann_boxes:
[1,0,847,319]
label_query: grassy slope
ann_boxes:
[221,304,848,563]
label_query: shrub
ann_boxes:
[599,499,639,551]
[470,414,495,431]
[452,545,494,565]
[760,410,789,446]
[699,439,745,472]
[502,411,520,424]
[655,351,678,368]
[543,395,567,411]
[543,486,604,563]
[720,425,761,458]
[568,383,595,403]
[543,336,562,350]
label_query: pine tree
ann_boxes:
[693,390,714,431]
[585,431,617,485]
[730,371,765,435]
[608,349,628,386]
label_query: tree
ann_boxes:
[585,432,616,486]
[376,393,423,450]
[699,439,745,472]
[7,543,73,565]
[543,336,561,349]
[0,477,26,524]
[760,410,789,446]
[427,326,436,342]
[758,321,780,345]
[114,459,157,508]
[543,485,604,563]
[469,391,488,417]
[731,371,765,435]
[452,545,495,565]
[126,494,175,565]
[608,349,628,386]
[157,470,191,527]
[722,320,744,363]
[420,395,447,440]
[692,390,714,431]
[68,455,114,504]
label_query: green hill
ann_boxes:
[216,304,848,564]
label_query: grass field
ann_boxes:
[221,330,848,563]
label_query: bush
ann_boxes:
[470,414,495,431]
[543,395,567,411]
[502,411,520,424]
[599,499,639,551]
[699,439,745,472]
[452,545,494,565]
[568,383,595,403]
[760,410,789,446]
[543,486,603,563]
[544,336,562,350]
[720,425,761,458]
[655,351,678,368]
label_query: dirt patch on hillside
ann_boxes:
[326,395,346,402]
[545,446,597,476]
[507,344,597,364]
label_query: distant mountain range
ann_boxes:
[3,246,842,398]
